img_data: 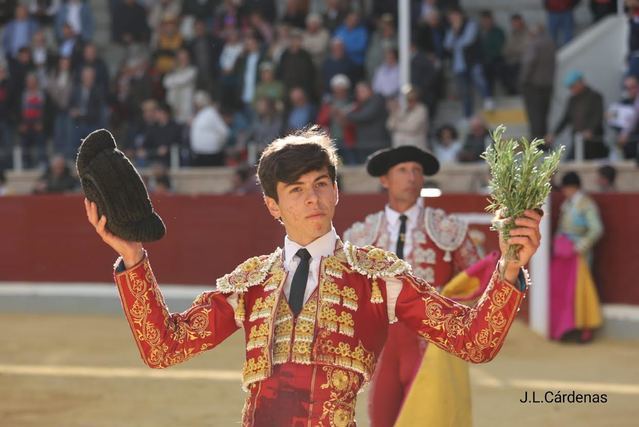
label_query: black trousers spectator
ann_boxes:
[622,138,638,160]
[484,58,518,96]
[191,152,225,167]
[502,63,521,95]
[566,137,608,160]
[522,83,552,140]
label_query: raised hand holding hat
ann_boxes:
[76,129,166,243]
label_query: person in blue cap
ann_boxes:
[546,70,607,159]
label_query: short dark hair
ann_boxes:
[598,165,617,185]
[436,124,459,140]
[257,127,338,201]
[480,10,493,19]
[157,101,173,115]
[561,171,581,188]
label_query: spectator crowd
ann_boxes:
[0,0,635,196]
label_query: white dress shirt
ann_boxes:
[384,201,423,258]
[283,228,337,304]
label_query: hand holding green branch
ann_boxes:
[482,125,564,261]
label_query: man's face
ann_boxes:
[330,40,344,58]
[561,185,578,199]
[380,161,424,206]
[33,31,45,47]
[195,21,206,36]
[81,68,95,86]
[15,6,27,20]
[265,167,338,245]
[17,50,30,64]
[470,117,485,136]
[596,174,609,190]
[245,37,259,52]
[290,88,305,106]
[624,77,639,99]
[290,35,302,50]
[63,24,75,39]
[51,157,66,176]
[84,45,96,61]
[26,75,38,90]
[511,17,524,31]
[260,68,273,81]
[346,13,358,28]
[569,80,584,95]
[143,105,157,123]
[480,16,493,30]
[448,11,463,29]
[355,83,372,102]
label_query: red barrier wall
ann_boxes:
[1,193,637,305]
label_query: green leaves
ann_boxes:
[481,125,564,260]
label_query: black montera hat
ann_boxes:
[366,145,440,177]
[76,129,166,242]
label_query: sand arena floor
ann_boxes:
[0,314,637,427]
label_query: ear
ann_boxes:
[264,196,281,220]
[379,175,389,190]
[334,181,339,206]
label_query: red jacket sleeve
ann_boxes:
[394,270,525,363]
[113,255,239,368]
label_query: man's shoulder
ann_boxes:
[343,211,384,246]
[576,194,599,211]
[424,207,469,252]
[216,248,282,294]
[341,241,411,279]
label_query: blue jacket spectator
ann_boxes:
[55,0,94,42]
[334,12,369,66]
[285,87,315,132]
[2,5,39,60]
[321,38,356,94]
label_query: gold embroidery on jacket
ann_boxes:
[123,262,213,368]
[264,267,285,291]
[322,279,342,305]
[249,293,277,321]
[416,271,520,363]
[319,304,355,338]
[291,297,318,364]
[216,248,282,293]
[315,332,376,382]
[341,286,358,311]
[343,243,410,279]
[242,353,269,389]
[324,255,345,279]
[272,298,294,364]
[246,323,270,351]
[320,278,359,312]
[319,366,360,427]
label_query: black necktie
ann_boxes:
[289,248,312,316]
[396,214,408,259]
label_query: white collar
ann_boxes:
[385,200,423,227]
[284,227,337,265]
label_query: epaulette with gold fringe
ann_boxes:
[216,248,282,294]
[342,242,411,304]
